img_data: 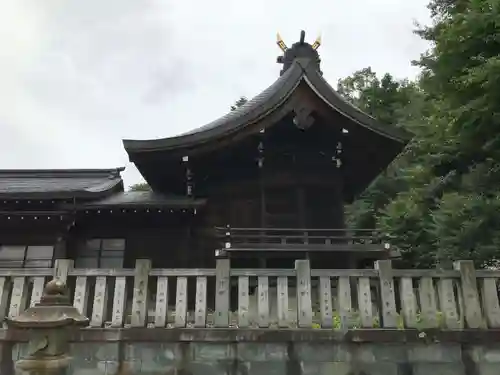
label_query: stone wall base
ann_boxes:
[8,341,500,375]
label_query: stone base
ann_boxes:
[16,354,71,374]
[8,341,500,375]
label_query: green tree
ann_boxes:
[338,69,429,234]
[337,67,427,127]
[377,0,500,268]
[129,182,151,191]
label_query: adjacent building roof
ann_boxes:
[0,168,125,199]
[123,58,412,156]
[75,191,206,209]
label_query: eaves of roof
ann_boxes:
[123,59,412,156]
[0,167,125,199]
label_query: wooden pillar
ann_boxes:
[258,180,267,269]
[257,137,267,269]
[335,178,345,230]
[181,220,191,268]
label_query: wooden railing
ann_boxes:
[215,227,387,256]
[0,259,498,329]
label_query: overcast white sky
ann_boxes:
[0,0,431,188]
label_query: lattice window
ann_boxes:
[75,238,125,268]
[0,245,54,268]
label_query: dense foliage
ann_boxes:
[345,0,500,268]
[129,182,151,191]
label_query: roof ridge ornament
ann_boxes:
[299,30,306,44]
[276,30,322,76]
[276,33,288,52]
[311,34,321,50]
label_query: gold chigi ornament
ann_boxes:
[311,34,321,50]
[276,31,322,51]
[276,32,288,52]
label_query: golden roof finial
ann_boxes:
[276,32,288,52]
[311,34,322,50]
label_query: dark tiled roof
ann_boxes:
[77,191,206,209]
[0,168,124,199]
[123,62,302,153]
[123,58,412,155]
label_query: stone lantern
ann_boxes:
[5,279,89,375]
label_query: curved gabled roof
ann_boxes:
[0,168,124,199]
[302,66,412,142]
[123,61,303,154]
[123,58,412,156]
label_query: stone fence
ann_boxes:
[3,260,500,374]
[0,258,498,330]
